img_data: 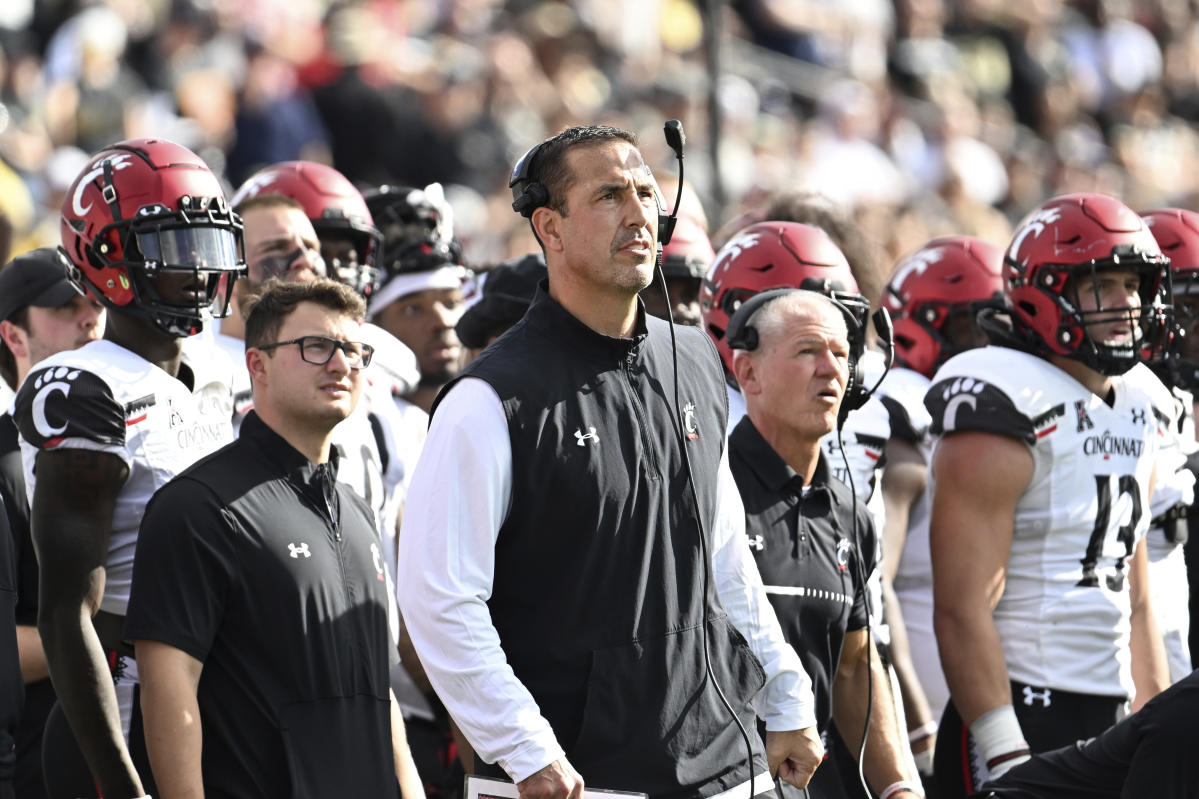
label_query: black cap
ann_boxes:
[456,252,547,349]
[0,248,85,323]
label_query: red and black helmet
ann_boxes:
[1143,207,1199,388]
[701,221,860,375]
[1005,193,1171,376]
[231,161,383,297]
[883,236,1004,378]
[59,138,244,337]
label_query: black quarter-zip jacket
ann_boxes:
[433,285,768,799]
[125,411,398,799]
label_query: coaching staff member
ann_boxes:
[726,290,921,799]
[125,279,423,799]
[398,125,822,799]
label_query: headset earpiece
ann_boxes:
[726,288,869,421]
[509,142,549,219]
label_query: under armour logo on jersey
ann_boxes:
[747,534,765,551]
[1022,685,1052,708]
[940,377,987,431]
[1130,408,1146,425]
[575,427,598,446]
[288,543,311,559]
[1075,400,1095,432]
[30,367,83,439]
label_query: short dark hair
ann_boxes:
[528,125,638,216]
[233,193,305,218]
[244,277,367,351]
[0,307,29,391]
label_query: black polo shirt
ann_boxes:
[125,411,399,799]
[727,416,876,732]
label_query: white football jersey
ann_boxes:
[1129,365,1195,682]
[875,365,948,716]
[14,337,235,616]
[926,346,1161,699]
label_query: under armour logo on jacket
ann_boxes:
[1022,685,1052,708]
[288,543,311,559]
[575,427,598,446]
[747,534,765,551]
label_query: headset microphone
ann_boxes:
[655,119,760,799]
[659,120,686,247]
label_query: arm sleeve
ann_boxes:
[396,377,565,783]
[123,479,236,662]
[13,367,128,463]
[925,375,1037,444]
[711,447,818,731]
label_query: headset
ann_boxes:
[725,287,894,427]
[509,128,680,249]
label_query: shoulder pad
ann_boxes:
[14,365,125,450]
[925,374,1036,444]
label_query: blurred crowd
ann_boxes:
[2,0,1199,298]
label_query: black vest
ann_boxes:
[435,288,767,799]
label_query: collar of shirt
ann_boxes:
[525,279,649,363]
[240,410,341,490]
[729,415,838,508]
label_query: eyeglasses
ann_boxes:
[254,246,326,280]
[257,335,374,369]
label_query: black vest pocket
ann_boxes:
[569,617,767,798]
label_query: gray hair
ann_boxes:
[746,290,848,353]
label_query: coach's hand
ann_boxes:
[766,727,824,789]
[518,758,585,799]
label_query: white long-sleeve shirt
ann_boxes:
[397,377,816,783]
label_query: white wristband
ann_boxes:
[879,780,924,799]
[968,704,1030,777]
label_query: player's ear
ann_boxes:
[0,320,28,360]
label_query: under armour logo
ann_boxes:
[1022,685,1052,708]
[370,542,385,580]
[1075,400,1095,432]
[288,543,311,559]
[1131,408,1146,425]
[575,427,598,447]
[747,534,765,551]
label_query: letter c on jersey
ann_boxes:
[32,380,73,439]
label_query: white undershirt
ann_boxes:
[397,377,816,783]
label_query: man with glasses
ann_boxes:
[125,278,423,799]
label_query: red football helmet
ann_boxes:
[701,221,860,375]
[1143,207,1199,387]
[231,161,383,297]
[661,214,715,280]
[883,236,1005,377]
[59,138,244,337]
[1005,193,1170,376]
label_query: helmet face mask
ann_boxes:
[1005,194,1171,377]
[1142,207,1199,389]
[61,140,246,338]
[364,184,463,279]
